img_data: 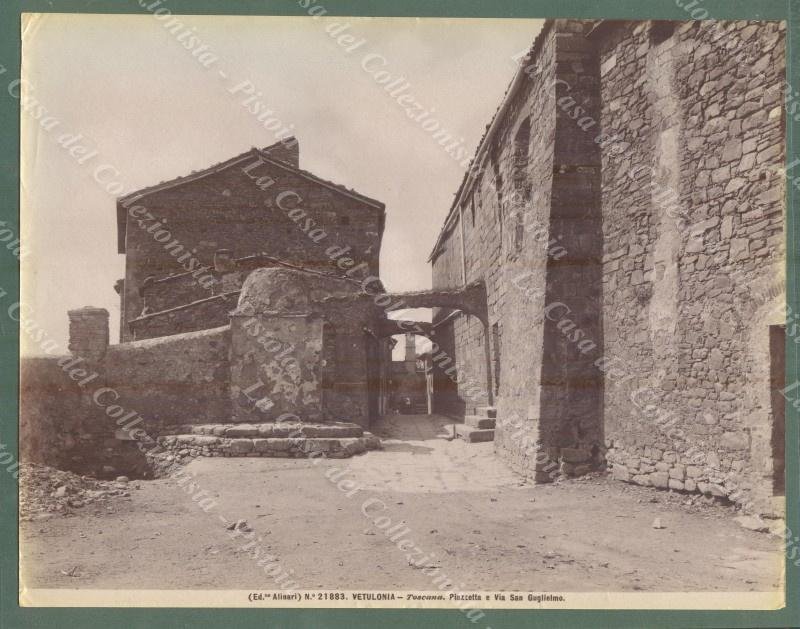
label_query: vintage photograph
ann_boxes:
[15,11,788,611]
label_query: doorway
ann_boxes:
[769,324,785,495]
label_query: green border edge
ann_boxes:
[0,1,797,628]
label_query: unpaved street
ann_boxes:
[20,415,784,593]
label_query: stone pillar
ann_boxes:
[113,279,125,343]
[68,307,109,361]
[404,334,416,366]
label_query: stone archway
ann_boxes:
[377,280,493,407]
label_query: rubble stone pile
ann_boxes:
[19,462,133,520]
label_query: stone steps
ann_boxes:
[155,421,381,461]
[160,421,365,439]
[453,424,495,443]
[464,414,496,429]
[454,406,498,442]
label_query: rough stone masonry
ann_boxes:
[429,19,786,515]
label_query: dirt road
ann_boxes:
[20,415,784,593]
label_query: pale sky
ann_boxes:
[20,13,543,353]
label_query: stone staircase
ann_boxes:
[153,421,381,466]
[453,406,496,443]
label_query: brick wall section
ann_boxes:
[119,149,383,341]
[595,21,785,511]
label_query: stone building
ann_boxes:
[429,19,786,513]
[115,138,385,341]
[20,139,436,477]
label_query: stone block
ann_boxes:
[686,465,703,478]
[225,424,260,438]
[708,483,727,497]
[721,138,742,162]
[252,438,273,452]
[455,425,495,443]
[668,479,684,491]
[721,431,749,451]
[228,439,254,454]
[362,433,382,450]
[669,465,685,480]
[342,438,367,456]
[257,424,274,437]
[734,515,769,533]
[650,471,670,489]
[303,438,334,454]
[612,465,630,481]
[193,436,220,446]
[465,415,496,429]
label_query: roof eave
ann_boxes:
[428,19,556,262]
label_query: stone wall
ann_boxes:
[139,254,281,315]
[430,19,785,504]
[130,293,239,340]
[20,355,91,471]
[228,267,384,428]
[430,19,605,479]
[20,325,231,478]
[19,354,156,478]
[431,21,560,428]
[104,326,231,431]
[594,20,785,512]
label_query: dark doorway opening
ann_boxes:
[769,324,785,496]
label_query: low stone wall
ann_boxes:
[104,325,231,432]
[20,355,92,471]
[20,355,150,478]
[154,421,381,466]
[20,325,232,478]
